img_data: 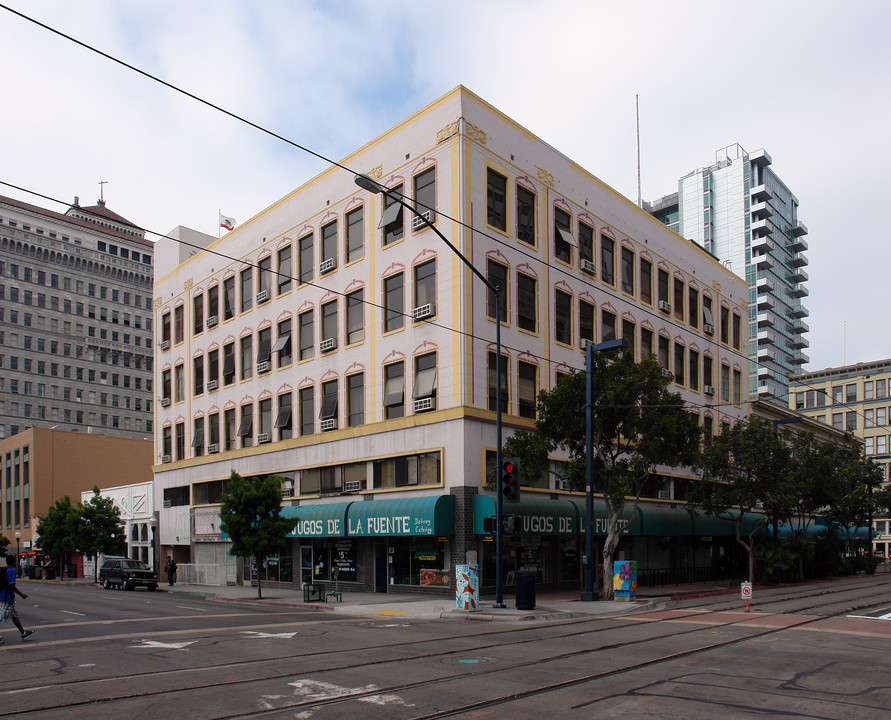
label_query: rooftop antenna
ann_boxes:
[636,94,642,208]
[98,180,108,203]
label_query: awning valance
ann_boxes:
[473,495,579,535]
[347,495,455,536]
[282,503,350,538]
[568,499,642,536]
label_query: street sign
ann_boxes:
[741,581,752,612]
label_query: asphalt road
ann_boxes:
[2,576,890,719]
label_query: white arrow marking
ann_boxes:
[130,639,197,650]
[241,631,298,639]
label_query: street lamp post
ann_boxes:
[582,338,628,601]
[14,531,21,578]
[354,174,507,608]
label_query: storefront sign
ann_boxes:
[293,518,343,537]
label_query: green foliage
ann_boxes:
[502,348,701,598]
[36,495,80,567]
[219,471,292,598]
[77,487,127,579]
[0,535,9,555]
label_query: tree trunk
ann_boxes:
[256,556,263,599]
[601,503,625,600]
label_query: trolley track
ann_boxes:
[2,581,890,718]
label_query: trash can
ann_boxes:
[514,571,536,610]
[68,564,78,579]
[29,566,42,579]
[44,567,56,580]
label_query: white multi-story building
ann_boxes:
[154,87,749,594]
[648,144,810,400]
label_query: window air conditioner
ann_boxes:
[412,210,435,230]
[580,259,597,275]
[413,397,434,412]
[281,484,294,498]
[319,257,336,274]
[412,303,434,320]
[344,480,363,493]
[161,454,171,464]
[320,419,337,431]
[658,490,670,500]
[704,385,716,396]
[555,478,570,491]
[658,300,671,313]
[206,443,219,454]
[255,289,269,304]
[206,379,219,391]
[319,337,336,352]
[206,315,218,328]
[160,397,171,407]
[163,499,172,508]
[703,323,715,336]
[256,360,270,374]
[159,339,170,350]
[257,432,271,444]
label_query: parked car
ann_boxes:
[99,557,158,591]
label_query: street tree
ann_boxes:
[824,440,884,559]
[77,487,128,582]
[503,348,701,599]
[36,495,80,575]
[219,471,292,599]
[692,416,792,584]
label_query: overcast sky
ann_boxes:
[2,1,888,377]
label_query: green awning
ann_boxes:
[473,495,579,535]
[694,511,767,537]
[347,495,455,536]
[282,503,351,537]
[568,499,641,536]
[637,505,696,536]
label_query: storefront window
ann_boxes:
[250,549,293,583]
[311,538,359,583]
[390,536,450,587]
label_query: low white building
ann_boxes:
[81,481,155,577]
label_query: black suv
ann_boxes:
[99,557,158,591]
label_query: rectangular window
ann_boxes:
[298,233,313,284]
[555,289,572,345]
[193,355,204,396]
[258,398,272,438]
[276,392,292,441]
[299,310,314,361]
[673,278,684,321]
[257,256,271,298]
[620,247,634,295]
[224,408,236,450]
[688,287,699,329]
[487,168,507,231]
[384,362,405,419]
[321,220,338,271]
[601,309,616,343]
[674,343,685,385]
[175,422,185,461]
[721,364,731,403]
[579,300,595,345]
[600,234,615,286]
[346,289,364,345]
[657,268,670,307]
[240,267,252,313]
[346,207,364,263]
[257,327,271,368]
[640,258,652,305]
[207,284,219,322]
[274,319,292,367]
[703,355,713,389]
[658,335,670,370]
[487,351,509,413]
[846,384,857,402]
[689,350,700,391]
[732,313,742,350]
[162,368,172,401]
[192,294,203,335]
[516,185,535,245]
[641,327,653,359]
[347,372,364,427]
[161,311,171,344]
[174,364,185,402]
[846,411,857,431]
[383,183,404,245]
[208,348,219,388]
[384,273,404,332]
[578,222,594,272]
[300,387,314,436]
[414,168,436,223]
[877,379,887,399]
[517,272,537,332]
[238,403,253,447]
[414,260,436,315]
[319,380,338,425]
[209,412,220,447]
[412,352,437,410]
[223,276,235,320]
[321,300,338,349]
[832,386,842,404]
[622,319,635,356]
[554,208,573,264]
[518,361,537,419]
[192,417,204,457]
[240,335,253,380]
[487,260,508,322]
[720,306,730,345]
[277,245,292,295]
[832,412,843,430]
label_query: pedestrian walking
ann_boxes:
[1,554,34,643]
[164,556,177,586]
[18,556,26,579]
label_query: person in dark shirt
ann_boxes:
[1,554,34,643]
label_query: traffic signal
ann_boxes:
[483,516,497,534]
[502,456,521,502]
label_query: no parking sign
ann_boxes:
[741,581,752,611]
